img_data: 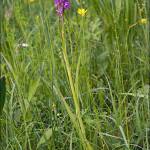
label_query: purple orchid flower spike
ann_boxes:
[54,0,70,16]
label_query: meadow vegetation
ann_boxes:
[0,0,149,149]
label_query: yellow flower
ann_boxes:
[28,0,35,3]
[77,8,87,17]
[139,18,147,24]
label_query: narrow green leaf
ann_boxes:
[119,126,129,149]
[115,0,122,20]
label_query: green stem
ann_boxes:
[60,19,93,150]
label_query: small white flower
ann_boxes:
[57,113,61,117]
[20,43,29,48]
[15,43,29,53]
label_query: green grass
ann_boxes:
[0,0,149,149]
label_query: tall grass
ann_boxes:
[0,0,149,149]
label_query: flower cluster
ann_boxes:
[54,0,70,16]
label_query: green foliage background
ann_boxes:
[0,0,149,149]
